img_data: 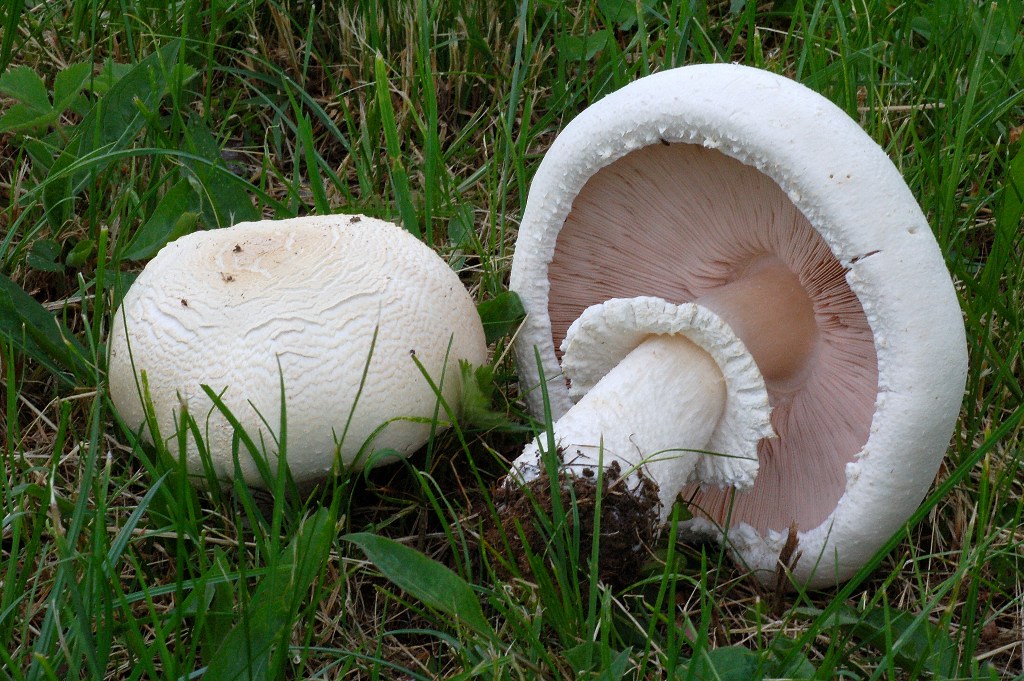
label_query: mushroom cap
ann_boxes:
[509,64,968,586]
[109,214,487,487]
[561,296,772,498]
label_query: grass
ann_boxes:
[0,0,1022,678]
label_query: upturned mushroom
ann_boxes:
[508,64,968,587]
[108,214,487,488]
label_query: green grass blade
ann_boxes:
[373,52,419,239]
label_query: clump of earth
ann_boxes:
[488,457,661,589]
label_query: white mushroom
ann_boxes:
[509,64,968,587]
[108,215,487,488]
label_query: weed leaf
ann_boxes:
[51,62,91,112]
[555,31,612,61]
[476,290,524,345]
[43,41,183,229]
[596,647,633,680]
[0,65,49,112]
[64,238,94,269]
[0,101,46,132]
[182,115,259,228]
[766,634,816,678]
[204,509,334,680]
[0,65,53,133]
[122,179,200,260]
[796,604,957,677]
[345,532,495,640]
[675,645,760,680]
[0,273,91,385]
[26,238,64,273]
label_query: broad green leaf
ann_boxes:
[52,62,92,112]
[675,646,761,681]
[446,204,476,249]
[22,135,60,174]
[80,43,183,156]
[65,238,94,268]
[564,641,600,674]
[122,179,200,260]
[43,41,182,229]
[555,31,612,61]
[596,648,634,681]
[977,1,1022,56]
[476,290,524,345]
[26,238,64,273]
[909,15,933,42]
[796,605,957,678]
[0,101,54,133]
[0,65,50,113]
[345,532,495,640]
[0,273,92,385]
[564,642,633,677]
[598,0,641,29]
[205,509,334,681]
[182,115,258,228]
[90,59,133,96]
[766,635,816,679]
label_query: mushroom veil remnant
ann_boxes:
[508,64,968,587]
[109,215,487,488]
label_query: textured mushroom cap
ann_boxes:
[561,296,772,498]
[510,64,968,587]
[109,215,487,487]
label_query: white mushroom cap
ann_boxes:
[109,214,487,487]
[560,296,772,498]
[510,64,968,587]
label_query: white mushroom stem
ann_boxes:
[516,334,725,501]
[510,298,774,519]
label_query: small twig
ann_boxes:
[771,523,801,615]
[43,294,94,311]
[106,526,259,550]
[974,639,1023,662]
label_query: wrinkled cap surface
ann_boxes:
[109,215,487,487]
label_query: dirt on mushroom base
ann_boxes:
[487,457,661,589]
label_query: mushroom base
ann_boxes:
[489,459,660,589]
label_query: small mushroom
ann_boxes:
[108,215,487,487]
[508,64,968,587]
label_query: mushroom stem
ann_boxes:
[514,333,726,514]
